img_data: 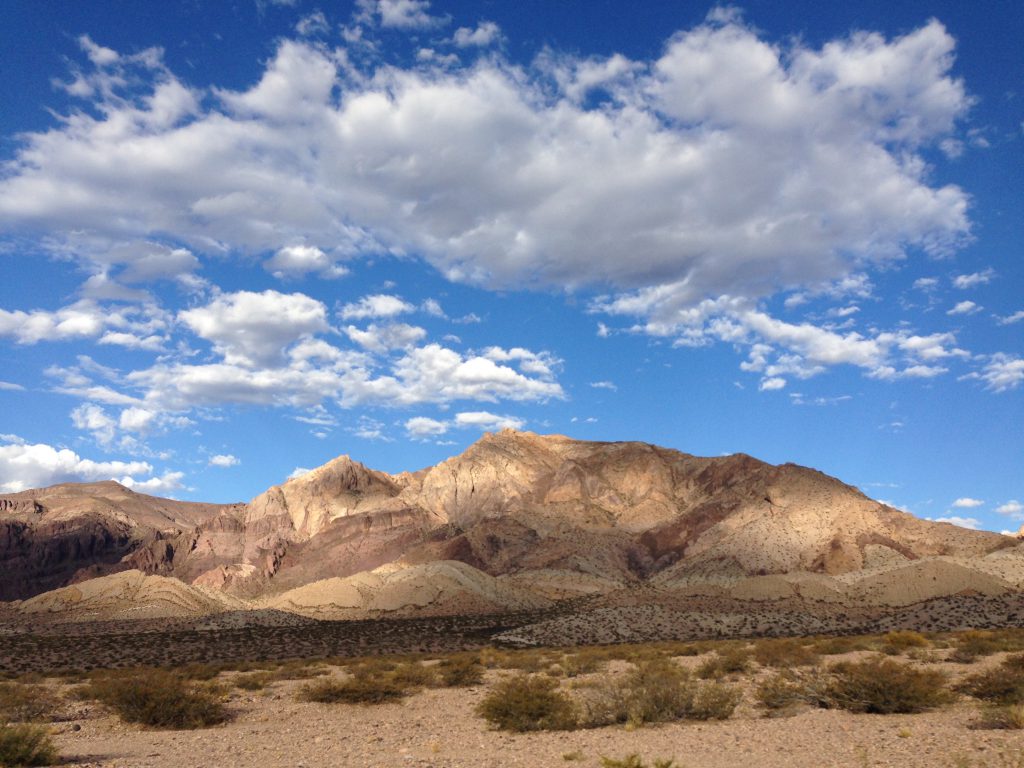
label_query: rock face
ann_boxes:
[1,431,1016,614]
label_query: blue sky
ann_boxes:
[0,1,1020,532]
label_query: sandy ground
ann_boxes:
[45,668,1024,768]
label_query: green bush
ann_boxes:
[0,724,58,767]
[825,658,952,714]
[476,674,578,732]
[76,670,227,729]
[0,684,58,724]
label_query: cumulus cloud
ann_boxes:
[947,300,981,316]
[452,21,501,47]
[339,294,415,320]
[344,322,426,352]
[179,290,328,367]
[953,268,995,289]
[209,453,240,467]
[996,500,1023,518]
[0,20,970,309]
[404,410,524,439]
[997,310,1024,326]
[265,245,348,279]
[120,471,185,494]
[0,439,158,493]
[965,354,1024,393]
[362,0,446,29]
[952,497,984,508]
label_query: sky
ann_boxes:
[0,0,1020,532]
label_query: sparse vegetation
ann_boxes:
[600,755,677,768]
[75,669,227,729]
[696,647,751,679]
[0,684,58,724]
[957,666,1024,705]
[977,704,1024,730]
[0,724,58,767]
[298,674,409,705]
[882,630,930,654]
[476,674,578,732]
[435,655,484,687]
[825,658,952,714]
[753,638,819,668]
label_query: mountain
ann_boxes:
[1,431,1017,621]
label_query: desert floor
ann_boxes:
[23,647,1023,768]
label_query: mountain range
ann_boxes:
[2,430,1021,627]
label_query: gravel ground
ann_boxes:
[49,671,1024,768]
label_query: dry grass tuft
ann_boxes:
[0,683,59,724]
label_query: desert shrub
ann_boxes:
[825,658,952,714]
[957,631,1005,659]
[476,674,578,732]
[561,652,605,678]
[436,656,484,688]
[176,663,223,681]
[977,704,1024,730]
[0,684,58,724]
[271,661,329,680]
[76,669,227,729]
[688,682,742,720]
[389,662,437,688]
[753,639,819,668]
[812,635,873,655]
[957,667,1024,705]
[696,648,751,679]
[1003,654,1024,673]
[883,631,930,654]
[579,658,738,727]
[0,724,58,767]
[600,756,677,768]
[756,672,812,712]
[299,675,408,705]
[233,672,276,691]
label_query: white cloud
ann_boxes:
[969,354,1024,393]
[952,497,984,508]
[947,300,980,316]
[209,453,240,468]
[339,294,415,320]
[119,407,156,432]
[996,500,1023,518]
[933,516,981,530]
[404,410,524,439]
[0,439,156,493]
[453,411,524,431]
[367,0,446,29]
[589,381,617,391]
[0,381,24,391]
[759,377,786,391]
[997,310,1024,326]
[953,268,995,289]
[420,299,445,317]
[288,467,311,480]
[120,471,185,494]
[0,20,970,315]
[344,322,427,352]
[404,416,450,438]
[295,11,330,36]
[452,21,501,47]
[265,245,348,279]
[913,277,939,291]
[71,403,117,446]
[78,34,119,67]
[179,290,328,367]
[0,300,107,344]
